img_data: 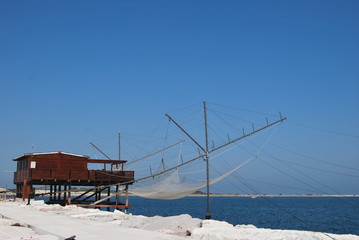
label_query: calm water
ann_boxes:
[127,196,359,235]
[39,196,359,235]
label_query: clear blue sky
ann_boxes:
[1,0,358,194]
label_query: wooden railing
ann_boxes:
[14,169,134,183]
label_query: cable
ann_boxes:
[255,149,359,209]
[208,102,279,117]
[279,161,359,179]
[165,102,202,115]
[288,121,359,138]
[269,142,359,171]
[244,178,321,193]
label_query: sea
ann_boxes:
[127,196,359,236]
[38,195,359,236]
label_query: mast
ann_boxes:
[118,132,121,160]
[118,131,122,170]
[166,101,211,219]
[162,103,287,219]
[204,101,211,219]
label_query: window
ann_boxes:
[30,161,36,169]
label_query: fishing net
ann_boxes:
[129,157,252,200]
[128,115,280,200]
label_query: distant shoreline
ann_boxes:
[28,189,359,198]
[189,194,359,197]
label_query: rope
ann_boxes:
[165,102,202,115]
[208,102,279,117]
[257,151,359,209]
[288,121,359,138]
[269,142,359,171]
[243,178,324,193]
[281,161,359,179]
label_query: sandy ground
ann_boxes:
[0,199,358,240]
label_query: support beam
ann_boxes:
[203,101,211,220]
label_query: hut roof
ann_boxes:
[13,151,90,161]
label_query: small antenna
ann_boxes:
[161,158,165,171]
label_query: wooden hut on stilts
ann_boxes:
[13,151,134,210]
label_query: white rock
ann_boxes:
[1,200,358,240]
[235,224,257,229]
[201,219,234,228]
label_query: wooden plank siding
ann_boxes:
[13,152,134,185]
[30,154,87,171]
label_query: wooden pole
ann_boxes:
[50,185,53,201]
[119,131,124,170]
[107,186,111,211]
[125,185,129,214]
[58,185,61,200]
[204,101,211,219]
[64,185,67,200]
[54,185,57,200]
[68,183,72,204]
[115,185,120,210]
